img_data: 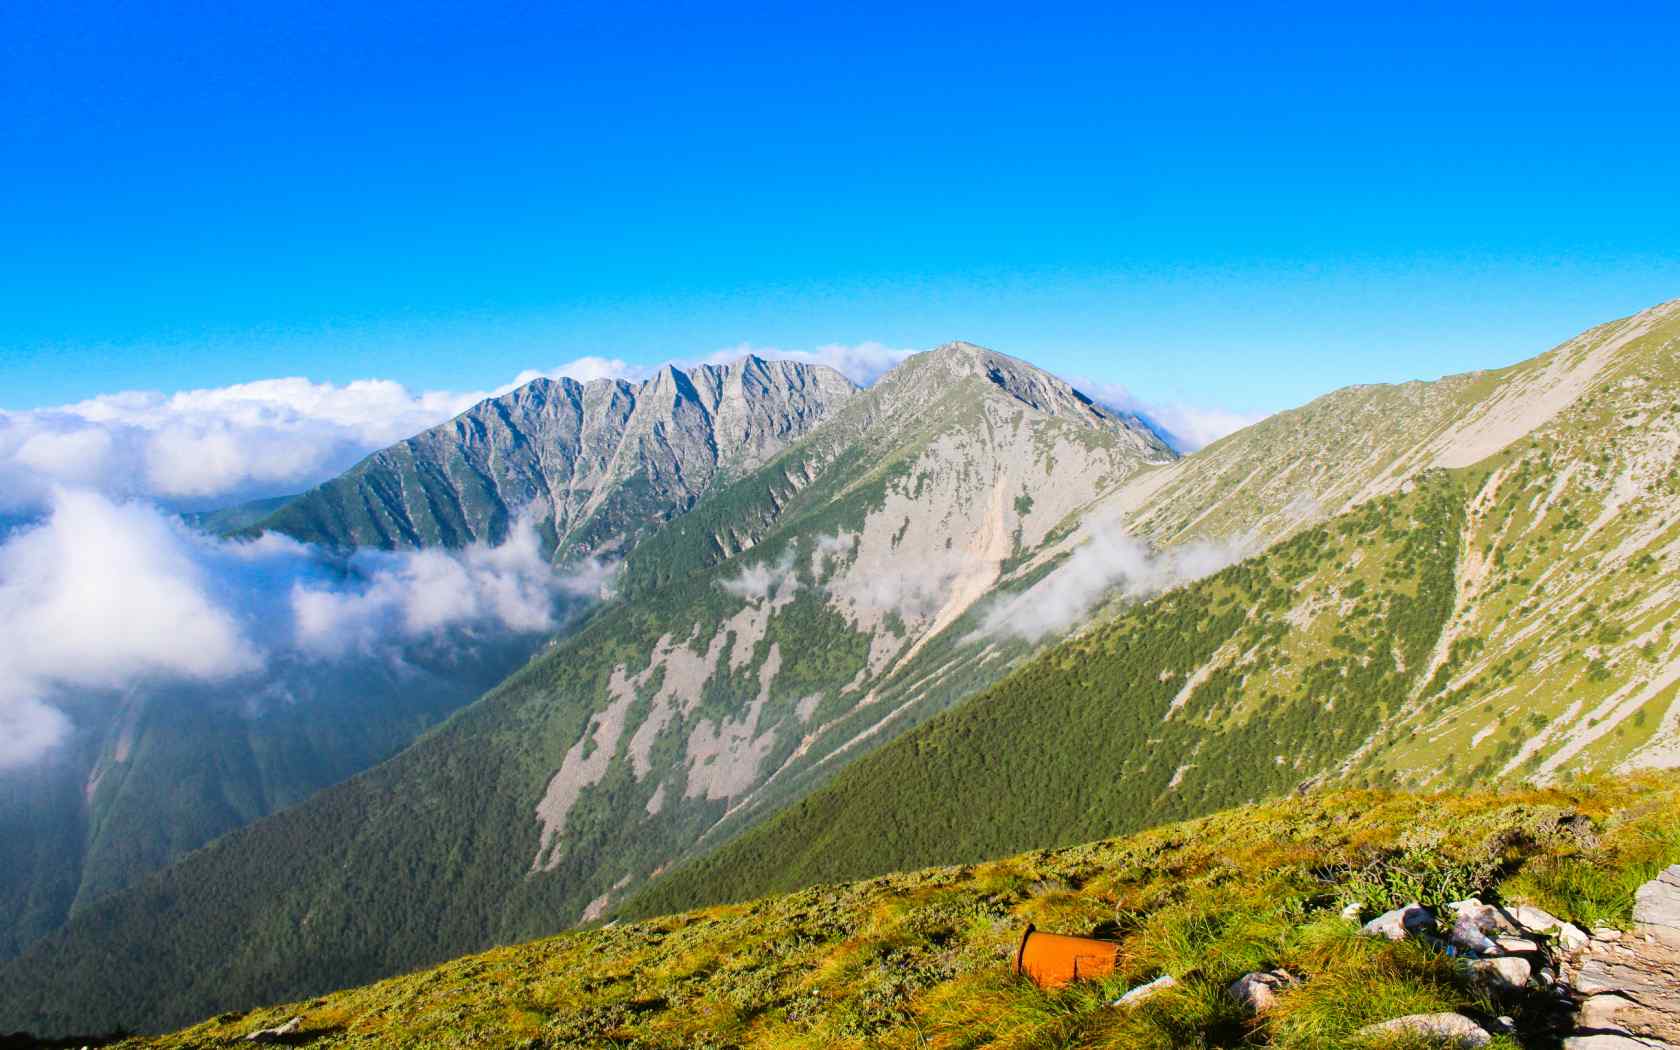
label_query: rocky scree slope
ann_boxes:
[630,300,1680,917]
[78,777,1680,1049]
[252,355,858,557]
[0,343,1174,1037]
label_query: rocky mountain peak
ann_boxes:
[254,357,859,555]
[875,340,1175,460]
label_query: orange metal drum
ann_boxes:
[1014,923,1122,989]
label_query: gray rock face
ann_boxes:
[257,356,860,555]
[1561,1035,1669,1049]
[1632,865,1680,934]
[1557,869,1680,1047]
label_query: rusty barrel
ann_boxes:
[1014,923,1122,989]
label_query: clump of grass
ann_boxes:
[1500,799,1680,927]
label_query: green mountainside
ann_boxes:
[254,356,858,557]
[0,344,1176,1036]
[88,777,1680,1049]
[629,300,1680,916]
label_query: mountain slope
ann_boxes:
[0,359,856,963]
[86,777,1680,1050]
[254,356,858,556]
[629,300,1680,915]
[1107,300,1679,551]
[0,344,1175,1036]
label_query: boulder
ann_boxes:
[1228,969,1297,1013]
[1469,955,1531,991]
[1113,974,1176,1007]
[1356,1012,1491,1047]
[1560,1035,1668,1049]
[1362,904,1435,941]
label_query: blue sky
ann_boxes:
[3,0,1678,416]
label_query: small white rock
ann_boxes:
[1113,974,1176,1007]
[1357,1012,1491,1047]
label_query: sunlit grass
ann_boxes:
[110,775,1677,1049]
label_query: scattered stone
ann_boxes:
[1356,1012,1492,1047]
[1469,955,1532,991]
[1362,903,1435,941]
[1113,974,1176,1007]
[1341,901,1366,922]
[1494,935,1540,954]
[1592,927,1624,942]
[244,1016,303,1042]
[1227,969,1297,1013]
[1560,1035,1668,1049]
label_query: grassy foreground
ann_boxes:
[112,776,1678,1049]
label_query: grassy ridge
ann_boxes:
[107,776,1680,1049]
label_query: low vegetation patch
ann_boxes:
[97,775,1677,1049]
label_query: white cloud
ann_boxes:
[0,347,904,514]
[718,545,800,604]
[0,488,606,769]
[977,515,1253,642]
[1071,377,1270,452]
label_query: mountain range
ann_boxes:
[3,299,1678,1039]
[0,358,853,961]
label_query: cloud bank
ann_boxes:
[1073,377,1270,452]
[0,488,605,769]
[978,518,1253,642]
[0,343,914,515]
